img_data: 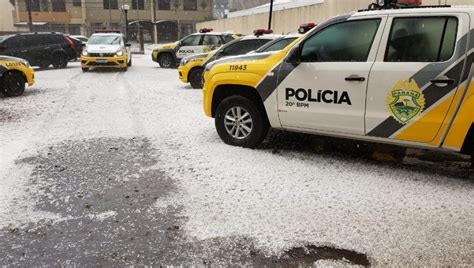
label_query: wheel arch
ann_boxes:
[211,84,268,120]
[0,69,27,83]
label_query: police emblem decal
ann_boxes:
[386,79,426,125]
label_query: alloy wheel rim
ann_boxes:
[224,106,253,140]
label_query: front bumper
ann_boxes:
[26,68,35,86]
[80,55,127,68]
[177,66,188,83]
[203,71,212,117]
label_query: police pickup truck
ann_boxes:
[202,3,474,165]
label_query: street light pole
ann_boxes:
[121,4,130,40]
[25,0,33,32]
[268,0,274,30]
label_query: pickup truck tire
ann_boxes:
[1,71,25,97]
[127,58,132,67]
[189,68,204,89]
[81,67,89,72]
[215,96,269,148]
[158,53,175,69]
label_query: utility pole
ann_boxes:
[267,0,274,30]
[25,0,33,32]
[151,0,158,43]
[268,0,274,30]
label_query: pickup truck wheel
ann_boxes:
[158,54,175,68]
[52,53,68,69]
[81,67,89,72]
[189,68,204,89]
[1,72,25,97]
[127,58,132,67]
[215,96,269,148]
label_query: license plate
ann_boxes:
[96,59,107,63]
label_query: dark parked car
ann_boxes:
[0,32,77,69]
[67,36,84,60]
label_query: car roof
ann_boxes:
[91,33,122,36]
[354,5,474,17]
[189,32,235,36]
[239,34,283,40]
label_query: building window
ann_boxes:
[183,0,197,11]
[52,0,66,11]
[132,0,145,10]
[157,0,170,10]
[40,0,49,11]
[73,0,81,7]
[103,0,118,9]
[29,0,40,11]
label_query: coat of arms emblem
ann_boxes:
[387,80,426,124]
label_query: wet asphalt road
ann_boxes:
[0,56,473,266]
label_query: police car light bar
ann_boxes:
[254,29,273,36]
[366,0,437,10]
[199,28,213,33]
[298,22,317,34]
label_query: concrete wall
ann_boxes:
[197,0,474,35]
[0,0,16,32]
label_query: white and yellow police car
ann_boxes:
[203,3,474,165]
[0,56,34,97]
[152,29,239,68]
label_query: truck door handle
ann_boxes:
[345,75,365,82]
[431,76,455,85]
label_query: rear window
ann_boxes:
[50,34,67,44]
[385,17,458,62]
[222,35,235,43]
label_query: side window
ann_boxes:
[181,35,201,46]
[223,39,269,55]
[4,36,23,48]
[262,37,298,52]
[202,35,221,46]
[301,19,381,62]
[23,36,40,48]
[385,17,458,62]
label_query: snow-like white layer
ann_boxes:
[0,55,472,266]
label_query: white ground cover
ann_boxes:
[0,55,472,266]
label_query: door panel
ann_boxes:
[366,14,470,143]
[176,35,203,59]
[277,17,385,135]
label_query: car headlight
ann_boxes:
[180,58,189,66]
[116,50,123,56]
[205,62,216,72]
[82,50,88,56]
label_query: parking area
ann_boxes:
[0,55,473,266]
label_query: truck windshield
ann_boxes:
[88,35,121,45]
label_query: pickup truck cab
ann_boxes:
[202,5,474,165]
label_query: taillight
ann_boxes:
[65,36,75,49]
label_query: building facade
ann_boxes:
[0,0,16,33]
[11,0,213,42]
[198,0,473,35]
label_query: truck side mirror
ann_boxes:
[287,46,302,65]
